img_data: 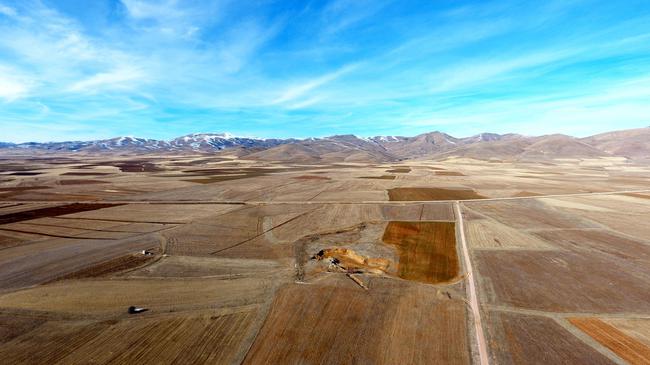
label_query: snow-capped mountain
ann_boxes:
[1,133,295,153]
[169,133,293,151]
[3,128,648,162]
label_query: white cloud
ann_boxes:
[0,4,16,17]
[429,49,578,93]
[320,0,389,35]
[68,67,145,92]
[286,96,323,110]
[0,76,28,101]
[217,19,281,74]
[273,64,357,104]
[0,66,31,101]
[121,0,182,20]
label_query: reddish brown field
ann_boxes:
[59,179,108,185]
[435,171,465,176]
[244,277,470,365]
[60,172,112,176]
[388,187,485,201]
[569,318,650,365]
[359,175,396,180]
[0,203,122,225]
[386,167,411,173]
[486,312,613,364]
[114,161,163,172]
[382,221,459,284]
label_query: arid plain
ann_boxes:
[0,153,649,364]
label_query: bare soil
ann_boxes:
[486,312,614,364]
[244,277,470,364]
[382,221,459,284]
[570,317,650,365]
[50,253,155,282]
[0,203,122,225]
[388,187,486,201]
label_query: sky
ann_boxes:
[1,0,650,142]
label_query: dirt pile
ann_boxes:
[312,248,391,275]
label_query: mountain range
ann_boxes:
[2,128,649,163]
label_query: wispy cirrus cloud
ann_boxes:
[1,0,650,142]
[68,66,146,93]
[272,63,358,105]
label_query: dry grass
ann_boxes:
[381,203,454,221]
[382,221,459,284]
[512,191,542,197]
[622,192,650,200]
[466,200,595,229]
[0,311,256,364]
[292,175,331,180]
[539,197,613,212]
[132,255,281,278]
[65,204,237,223]
[0,315,46,344]
[0,276,277,315]
[465,218,554,250]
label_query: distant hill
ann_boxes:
[246,135,396,163]
[2,127,649,162]
[580,127,650,160]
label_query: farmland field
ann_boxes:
[244,276,470,365]
[569,317,650,365]
[382,221,459,284]
[0,154,649,364]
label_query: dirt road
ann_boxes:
[455,201,490,365]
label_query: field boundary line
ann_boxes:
[209,207,319,255]
[2,188,650,205]
[455,201,490,365]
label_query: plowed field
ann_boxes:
[382,221,459,284]
[244,278,470,364]
[388,188,485,201]
[570,317,650,365]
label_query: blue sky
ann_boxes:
[1,0,650,142]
